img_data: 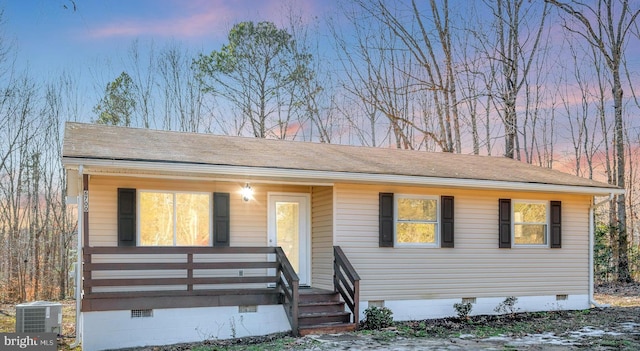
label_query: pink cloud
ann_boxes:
[86,0,328,40]
[87,1,235,39]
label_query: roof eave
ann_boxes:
[62,157,624,196]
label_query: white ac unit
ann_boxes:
[15,301,62,334]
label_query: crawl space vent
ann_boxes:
[131,309,153,318]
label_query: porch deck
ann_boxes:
[82,246,360,335]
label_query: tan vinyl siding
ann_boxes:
[88,175,310,247]
[334,183,591,301]
[87,176,312,292]
[311,186,334,290]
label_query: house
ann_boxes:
[62,122,622,351]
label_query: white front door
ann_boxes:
[268,193,311,286]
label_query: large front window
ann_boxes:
[513,201,547,245]
[139,191,211,246]
[395,195,438,246]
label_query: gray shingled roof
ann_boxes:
[62,122,619,191]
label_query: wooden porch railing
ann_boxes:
[274,247,299,334]
[82,246,358,332]
[333,246,361,326]
[82,246,299,314]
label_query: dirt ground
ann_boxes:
[1,283,639,350]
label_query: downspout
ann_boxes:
[70,165,83,349]
[589,193,614,308]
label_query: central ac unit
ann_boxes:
[15,301,62,334]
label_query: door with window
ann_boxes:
[268,193,311,286]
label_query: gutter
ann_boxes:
[69,165,83,349]
[61,157,624,196]
[589,193,614,308]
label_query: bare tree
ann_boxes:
[558,42,602,178]
[42,76,80,299]
[336,0,467,152]
[547,0,639,283]
[284,7,336,143]
[478,0,550,160]
[157,44,207,133]
[126,40,157,129]
[332,10,416,149]
[0,73,40,301]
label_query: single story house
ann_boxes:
[62,122,622,351]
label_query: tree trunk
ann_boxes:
[613,67,631,282]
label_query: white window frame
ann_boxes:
[512,199,549,248]
[137,190,213,247]
[394,194,440,247]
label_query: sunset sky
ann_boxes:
[3,0,640,159]
[3,0,335,77]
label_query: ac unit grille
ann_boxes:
[21,308,46,332]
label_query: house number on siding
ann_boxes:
[83,190,89,212]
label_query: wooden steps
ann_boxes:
[296,288,357,336]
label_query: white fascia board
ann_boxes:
[62,157,624,195]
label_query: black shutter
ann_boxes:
[499,198,511,248]
[118,188,136,247]
[441,196,454,248]
[550,201,562,248]
[213,192,230,247]
[379,193,394,247]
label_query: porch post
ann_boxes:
[83,174,89,248]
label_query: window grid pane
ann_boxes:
[513,201,548,245]
[396,223,437,244]
[514,203,546,223]
[176,193,211,246]
[140,192,174,246]
[140,191,211,247]
[397,198,437,221]
[514,224,547,244]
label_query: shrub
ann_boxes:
[362,306,394,330]
[494,296,519,316]
[453,302,473,321]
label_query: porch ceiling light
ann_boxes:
[241,183,253,202]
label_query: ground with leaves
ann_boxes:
[1,283,639,350]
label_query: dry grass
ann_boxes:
[594,282,640,307]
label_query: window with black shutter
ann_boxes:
[379,193,454,248]
[118,189,225,247]
[500,199,562,248]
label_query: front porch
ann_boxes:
[82,245,360,335]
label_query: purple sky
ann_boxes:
[4,0,334,77]
[3,0,639,150]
